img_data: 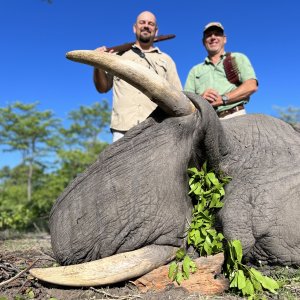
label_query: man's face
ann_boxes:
[203,28,226,55]
[134,12,158,44]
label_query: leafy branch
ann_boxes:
[187,164,230,256]
[224,240,279,299]
[168,163,280,299]
[168,249,196,285]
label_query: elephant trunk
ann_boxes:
[29,245,178,287]
[66,50,195,117]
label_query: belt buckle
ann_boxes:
[218,110,228,118]
[219,105,243,118]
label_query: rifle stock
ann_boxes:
[106,34,176,53]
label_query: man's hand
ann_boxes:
[202,88,222,107]
[94,46,115,54]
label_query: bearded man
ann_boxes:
[93,11,182,142]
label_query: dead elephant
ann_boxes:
[30,51,300,286]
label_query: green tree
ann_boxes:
[274,106,300,124]
[0,101,110,231]
[61,101,110,149]
[0,101,61,202]
[0,164,47,230]
[58,101,110,179]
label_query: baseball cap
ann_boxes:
[203,22,224,33]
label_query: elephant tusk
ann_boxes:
[29,245,178,287]
[66,50,195,117]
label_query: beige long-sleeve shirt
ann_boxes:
[110,46,182,131]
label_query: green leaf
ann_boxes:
[237,269,246,290]
[209,193,223,208]
[182,256,192,279]
[242,278,255,296]
[217,232,225,240]
[200,227,208,237]
[194,185,202,195]
[260,274,279,293]
[25,289,35,299]
[189,260,197,273]
[206,172,219,185]
[230,271,238,288]
[168,261,177,279]
[205,234,213,245]
[231,240,243,263]
[192,230,201,246]
[226,241,235,264]
[189,182,199,194]
[249,267,279,293]
[175,271,184,285]
[187,167,198,175]
[251,277,263,292]
[204,175,212,188]
[203,241,212,255]
[249,267,265,282]
[196,218,204,227]
[219,186,225,196]
[175,249,185,261]
[28,291,35,299]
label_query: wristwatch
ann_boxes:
[221,95,229,106]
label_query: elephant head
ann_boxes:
[30,50,300,286]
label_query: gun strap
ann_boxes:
[223,52,241,86]
[131,47,159,74]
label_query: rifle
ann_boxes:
[106,34,176,53]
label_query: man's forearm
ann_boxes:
[226,79,258,103]
[93,68,113,93]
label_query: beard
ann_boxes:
[139,35,151,43]
[137,30,154,44]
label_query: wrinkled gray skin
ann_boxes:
[50,93,300,267]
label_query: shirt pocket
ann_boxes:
[154,59,167,77]
[194,70,211,94]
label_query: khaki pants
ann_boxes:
[220,109,246,120]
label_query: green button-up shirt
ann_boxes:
[184,52,257,112]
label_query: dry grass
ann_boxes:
[0,231,51,252]
[1,232,300,300]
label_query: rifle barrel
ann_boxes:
[106,34,176,53]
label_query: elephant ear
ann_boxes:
[66,50,195,117]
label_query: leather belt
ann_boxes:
[217,104,244,118]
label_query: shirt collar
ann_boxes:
[204,51,227,64]
[132,44,161,54]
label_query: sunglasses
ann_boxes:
[204,31,224,39]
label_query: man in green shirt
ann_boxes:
[184,22,258,119]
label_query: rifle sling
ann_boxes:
[131,47,159,74]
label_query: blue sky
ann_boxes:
[1,0,299,168]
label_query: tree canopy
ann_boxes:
[0,100,110,231]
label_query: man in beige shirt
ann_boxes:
[93,11,182,142]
